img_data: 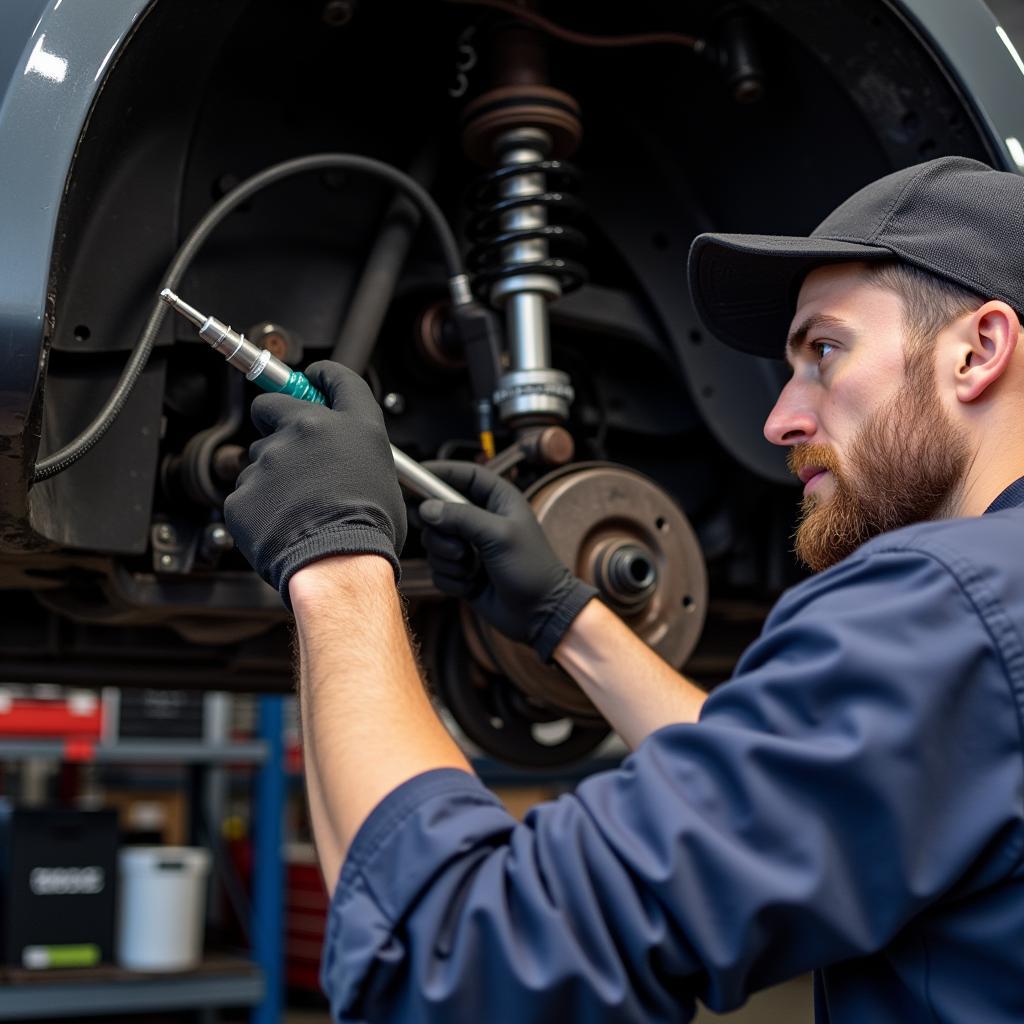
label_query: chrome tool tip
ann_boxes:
[159,288,207,329]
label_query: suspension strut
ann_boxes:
[461,10,586,427]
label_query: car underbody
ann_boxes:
[0,0,1021,764]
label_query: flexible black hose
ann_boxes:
[32,152,465,483]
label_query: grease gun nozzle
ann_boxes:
[159,288,207,329]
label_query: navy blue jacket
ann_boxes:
[320,481,1024,1022]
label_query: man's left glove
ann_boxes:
[223,360,407,606]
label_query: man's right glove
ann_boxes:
[418,461,597,662]
[223,360,406,608]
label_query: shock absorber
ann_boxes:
[461,11,586,427]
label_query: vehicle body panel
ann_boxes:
[0,0,152,549]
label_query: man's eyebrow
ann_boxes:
[785,314,851,365]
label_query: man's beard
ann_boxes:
[787,356,971,572]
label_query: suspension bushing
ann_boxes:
[461,84,583,166]
[461,6,582,165]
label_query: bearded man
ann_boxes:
[225,156,1024,1023]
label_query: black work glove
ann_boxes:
[418,461,597,661]
[223,360,406,606]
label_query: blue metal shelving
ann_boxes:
[251,696,286,1024]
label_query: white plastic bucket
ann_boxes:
[116,846,210,971]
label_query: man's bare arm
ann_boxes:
[553,599,707,749]
[290,553,472,891]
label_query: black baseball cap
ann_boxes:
[687,156,1024,359]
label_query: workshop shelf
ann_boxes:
[0,955,264,1019]
[0,739,268,765]
[0,723,280,1018]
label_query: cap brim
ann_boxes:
[687,233,891,358]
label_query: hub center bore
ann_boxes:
[594,540,658,609]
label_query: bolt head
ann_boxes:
[262,333,288,358]
[733,77,764,104]
[383,392,406,415]
[156,524,175,543]
[322,0,354,26]
[207,524,234,549]
[213,173,241,198]
[158,553,174,569]
[537,426,574,466]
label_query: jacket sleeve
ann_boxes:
[320,548,1024,1022]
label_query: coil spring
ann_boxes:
[466,159,588,296]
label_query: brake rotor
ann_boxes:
[434,610,610,769]
[470,464,708,719]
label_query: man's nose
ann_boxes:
[763,381,818,446]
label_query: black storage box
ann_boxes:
[104,688,207,742]
[0,805,118,968]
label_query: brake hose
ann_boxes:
[32,152,471,483]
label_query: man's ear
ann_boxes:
[954,301,1019,404]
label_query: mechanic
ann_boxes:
[224,155,1024,1022]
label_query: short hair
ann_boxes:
[862,260,986,366]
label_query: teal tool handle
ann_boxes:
[260,369,326,405]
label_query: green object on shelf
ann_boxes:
[22,943,100,969]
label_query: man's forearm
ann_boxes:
[290,554,472,892]
[554,599,707,749]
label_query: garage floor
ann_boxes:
[697,976,812,1022]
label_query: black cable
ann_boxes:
[440,0,705,52]
[32,152,466,483]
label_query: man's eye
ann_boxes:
[811,341,835,362]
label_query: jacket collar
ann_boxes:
[984,476,1024,514]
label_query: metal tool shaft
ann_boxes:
[390,446,467,504]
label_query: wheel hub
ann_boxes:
[471,464,709,718]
